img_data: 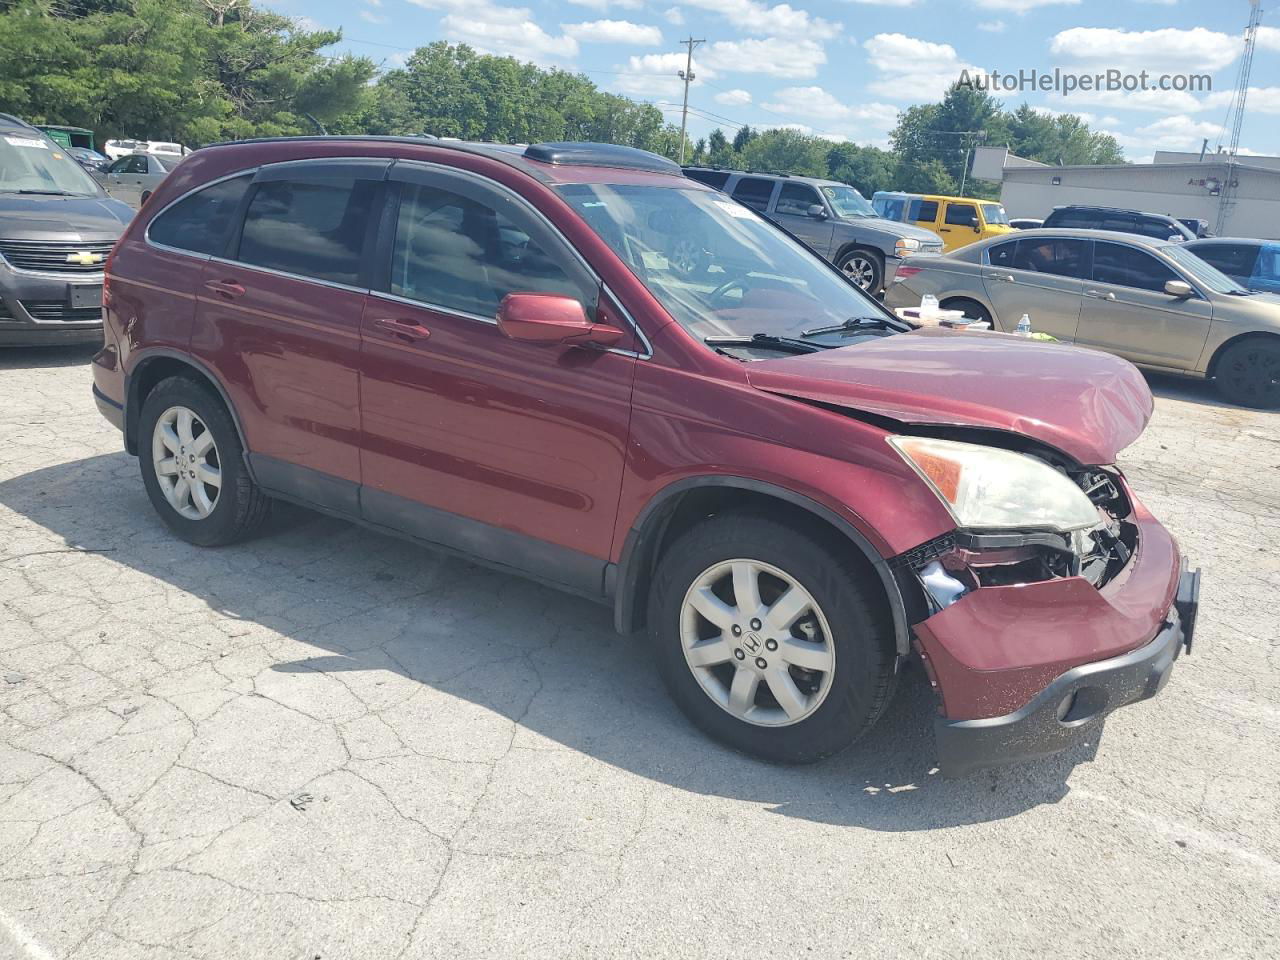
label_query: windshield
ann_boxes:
[554,183,890,344]
[982,203,1010,225]
[1162,243,1252,295]
[821,185,877,218]
[0,133,102,196]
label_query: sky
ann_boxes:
[264,0,1280,163]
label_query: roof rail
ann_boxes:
[0,113,38,130]
[522,141,680,174]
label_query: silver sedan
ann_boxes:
[97,153,172,208]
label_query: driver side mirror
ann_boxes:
[806,203,828,220]
[972,222,983,234]
[1164,279,1194,299]
[497,293,625,348]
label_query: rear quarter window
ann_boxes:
[730,177,775,212]
[148,174,252,257]
[684,169,730,190]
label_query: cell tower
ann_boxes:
[1215,0,1265,233]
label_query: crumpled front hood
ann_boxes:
[745,328,1154,465]
[0,193,133,242]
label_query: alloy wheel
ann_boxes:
[679,558,836,727]
[151,405,221,520]
[842,255,876,291]
[1224,344,1280,405]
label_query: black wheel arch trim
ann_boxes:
[124,348,254,481]
[609,475,911,656]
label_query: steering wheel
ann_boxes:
[707,276,751,309]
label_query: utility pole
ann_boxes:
[677,36,704,166]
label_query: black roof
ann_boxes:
[1049,204,1181,220]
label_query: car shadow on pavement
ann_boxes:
[1,452,1100,831]
[0,343,98,370]
[1142,371,1252,411]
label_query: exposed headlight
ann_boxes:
[894,237,922,256]
[888,436,1100,532]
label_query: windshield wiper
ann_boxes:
[801,316,896,337]
[11,189,76,196]
[704,333,827,354]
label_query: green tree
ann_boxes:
[706,128,733,167]
[732,124,757,154]
[737,128,829,176]
[826,142,896,196]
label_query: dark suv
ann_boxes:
[1042,205,1197,242]
[92,137,1200,776]
[0,114,133,345]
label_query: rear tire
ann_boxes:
[1214,336,1280,408]
[647,512,897,764]
[941,297,993,329]
[138,376,270,546]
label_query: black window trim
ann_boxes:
[373,158,651,360]
[1090,238,1206,299]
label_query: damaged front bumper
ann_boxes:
[935,561,1200,778]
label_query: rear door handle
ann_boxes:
[1084,289,1116,300]
[989,272,1015,283]
[203,279,245,299]
[374,317,431,341]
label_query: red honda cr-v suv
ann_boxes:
[91,138,1200,776]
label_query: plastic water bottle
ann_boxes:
[1015,313,1032,337]
[920,294,940,317]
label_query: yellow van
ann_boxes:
[872,192,1015,252]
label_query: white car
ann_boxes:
[103,138,190,161]
[97,152,173,207]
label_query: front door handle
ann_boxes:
[374,317,431,342]
[1084,289,1117,301]
[203,279,245,299]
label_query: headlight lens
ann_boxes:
[889,436,1100,532]
[894,237,921,256]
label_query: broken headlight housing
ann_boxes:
[889,437,1137,614]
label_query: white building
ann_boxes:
[970,145,1280,239]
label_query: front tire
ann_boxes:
[647,513,897,763]
[138,376,270,546]
[838,248,883,294]
[1215,337,1280,408]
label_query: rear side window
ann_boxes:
[390,182,589,318]
[731,177,775,212]
[685,169,730,190]
[237,179,378,286]
[148,174,252,257]
[988,238,1018,267]
[1045,209,1088,229]
[1013,237,1088,278]
[1133,217,1181,240]
[911,199,938,222]
[1092,241,1179,292]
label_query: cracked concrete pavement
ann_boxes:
[1,345,1277,959]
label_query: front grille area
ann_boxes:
[0,239,113,274]
[21,301,102,323]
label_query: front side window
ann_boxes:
[390,182,587,318]
[1092,241,1179,292]
[1012,237,1088,279]
[1254,244,1280,282]
[731,177,774,212]
[1162,243,1250,294]
[555,183,889,345]
[0,132,102,196]
[1134,217,1182,240]
[945,203,978,227]
[237,179,378,286]
[1191,243,1257,278]
[774,183,821,216]
[149,174,252,256]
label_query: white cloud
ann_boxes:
[431,3,579,64]
[1045,87,1206,114]
[703,36,827,79]
[613,51,714,98]
[977,20,1005,33]
[1115,115,1223,153]
[664,6,684,24]
[847,0,918,6]
[714,88,753,106]
[680,0,840,39]
[1029,105,1097,125]
[762,86,898,129]
[973,0,1079,10]
[1258,27,1280,53]
[862,33,982,101]
[565,0,645,9]
[1200,87,1280,116]
[563,20,662,45]
[363,0,382,6]
[359,10,387,22]
[1048,27,1242,74]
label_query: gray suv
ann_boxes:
[0,114,133,346]
[683,168,943,293]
